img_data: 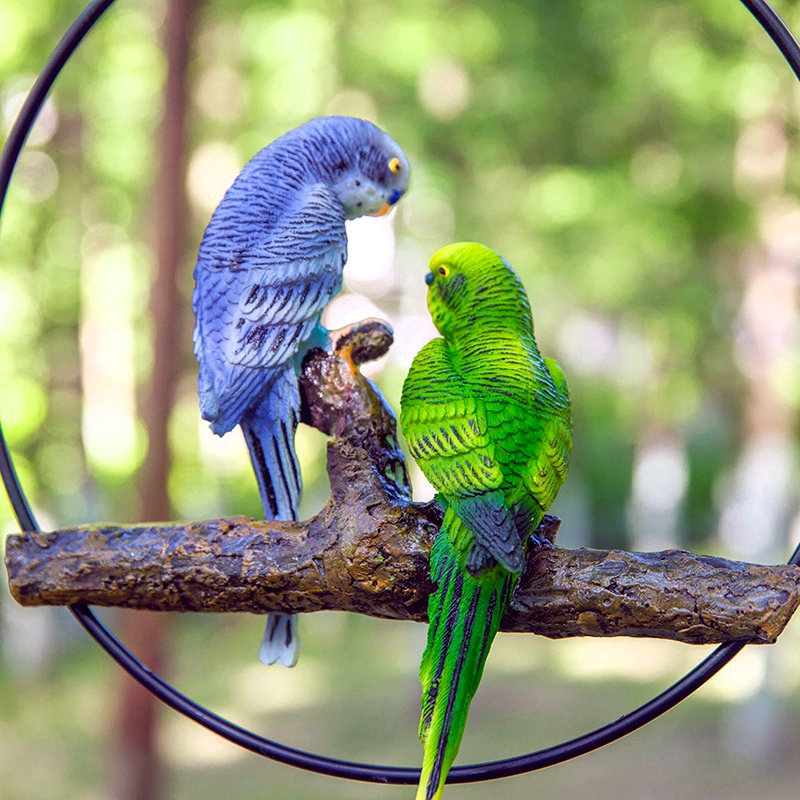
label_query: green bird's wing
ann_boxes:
[401,338,501,494]
[400,338,524,572]
[522,356,572,514]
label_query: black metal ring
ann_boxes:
[2,0,800,787]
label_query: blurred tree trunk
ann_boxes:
[719,99,799,765]
[111,2,196,799]
[628,428,688,552]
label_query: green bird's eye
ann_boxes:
[438,265,450,277]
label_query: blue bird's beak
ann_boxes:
[425,272,434,286]
[373,189,404,217]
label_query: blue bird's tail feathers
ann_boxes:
[240,371,303,668]
[416,512,516,800]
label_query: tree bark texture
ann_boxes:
[5,322,800,647]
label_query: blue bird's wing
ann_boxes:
[193,182,347,435]
[192,182,348,669]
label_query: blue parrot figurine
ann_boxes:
[192,116,410,667]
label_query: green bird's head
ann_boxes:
[425,242,533,338]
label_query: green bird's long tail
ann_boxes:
[416,511,516,800]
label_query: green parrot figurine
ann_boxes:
[400,242,573,800]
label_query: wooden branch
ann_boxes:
[7,515,799,645]
[5,320,800,646]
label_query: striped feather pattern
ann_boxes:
[400,242,572,799]
[416,514,514,800]
[192,117,409,668]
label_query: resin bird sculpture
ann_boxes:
[400,242,572,800]
[192,116,410,667]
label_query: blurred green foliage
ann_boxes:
[3,0,798,544]
[2,0,800,798]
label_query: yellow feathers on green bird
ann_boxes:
[400,242,572,800]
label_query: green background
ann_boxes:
[2,1,800,798]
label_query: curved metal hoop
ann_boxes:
[2,0,800,787]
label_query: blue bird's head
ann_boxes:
[312,117,410,220]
